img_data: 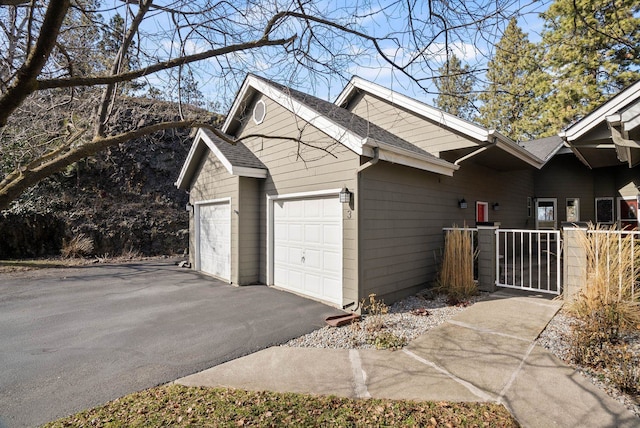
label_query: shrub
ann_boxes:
[437,227,478,304]
[361,293,388,332]
[61,233,94,258]
[368,331,407,350]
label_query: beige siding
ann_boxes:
[236,93,361,306]
[347,92,479,154]
[359,160,534,303]
[237,177,260,284]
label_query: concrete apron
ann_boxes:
[175,290,638,428]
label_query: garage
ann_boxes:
[196,200,231,281]
[273,196,342,305]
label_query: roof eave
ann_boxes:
[488,130,546,169]
[367,138,458,176]
[175,128,207,190]
[563,80,640,142]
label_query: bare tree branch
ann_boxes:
[0,0,70,127]
[35,36,296,91]
[0,119,216,210]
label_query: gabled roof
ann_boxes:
[175,128,267,191]
[334,76,545,169]
[221,74,459,176]
[518,136,565,162]
[559,80,640,168]
[560,80,640,143]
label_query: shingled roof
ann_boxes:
[175,128,267,190]
[253,75,439,161]
[518,136,564,162]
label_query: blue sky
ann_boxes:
[106,0,554,111]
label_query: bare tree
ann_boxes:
[0,0,528,210]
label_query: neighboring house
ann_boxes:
[513,81,640,231]
[176,74,640,308]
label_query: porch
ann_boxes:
[442,226,640,301]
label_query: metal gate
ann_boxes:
[496,229,561,295]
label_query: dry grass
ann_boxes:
[438,227,478,304]
[569,225,640,396]
[43,385,520,427]
[61,233,94,258]
[570,225,640,330]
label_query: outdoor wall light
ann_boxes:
[458,198,468,209]
[185,202,194,212]
[492,202,501,211]
[339,187,352,204]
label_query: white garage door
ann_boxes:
[197,201,230,281]
[273,196,342,305]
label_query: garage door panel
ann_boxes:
[304,199,322,217]
[273,196,342,305]
[323,198,340,217]
[304,273,322,294]
[288,247,303,264]
[323,278,341,301]
[304,224,321,244]
[323,251,341,272]
[274,245,289,263]
[288,270,304,291]
[303,249,321,269]
[288,224,303,242]
[323,224,341,246]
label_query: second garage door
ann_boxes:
[198,201,231,281]
[273,196,342,305]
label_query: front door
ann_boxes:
[618,197,639,230]
[476,201,488,223]
[535,198,557,230]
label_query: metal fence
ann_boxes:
[495,229,561,295]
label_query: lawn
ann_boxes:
[44,385,518,427]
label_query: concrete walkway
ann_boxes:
[176,290,638,428]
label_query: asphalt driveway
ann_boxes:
[0,260,338,427]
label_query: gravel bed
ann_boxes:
[538,310,640,418]
[283,291,480,350]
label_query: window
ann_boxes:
[535,198,557,230]
[618,197,639,230]
[595,197,614,224]
[566,198,580,223]
[253,99,266,124]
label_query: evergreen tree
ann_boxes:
[434,53,476,121]
[478,19,543,141]
[539,0,640,130]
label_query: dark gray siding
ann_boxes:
[359,160,534,303]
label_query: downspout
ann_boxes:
[453,132,497,166]
[454,145,490,165]
[345,147,379,311]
